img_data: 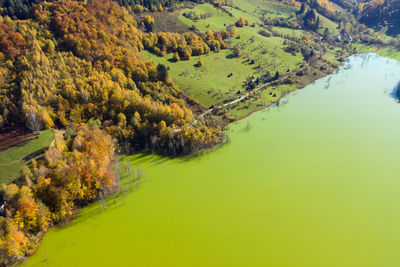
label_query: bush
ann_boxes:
[231,47,242,57]
[173,52,180,61]
[258,29,272,37]
[235,17,249,27]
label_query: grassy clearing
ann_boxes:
[316,11,338,34]
[256,0,299,19]
[179,4,236,32]
[141,50,256,107]
[271,26,304,35]
[225,5,263,24]
[156,2,304,108]
[349,43,400,62]
[0,130,54,186]
[234,0,338,34]
[352,43,376,53]
[142,25,303,107]
[376,47,400,61]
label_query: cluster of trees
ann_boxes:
[334,18,394,46]
[258,29,273,37]
[293,0,399,45]
[231,46,242,57]
[306,0,335,20]
[282,33,322,61]
[303,9,320,30]
[0,0,225,155]
[0,124,116,265]
[142,14,156,31]
[235,17,249,27]
[296,0,355,24]
[182,10,212,20]
[289,0,357,25]
[210,0,237,8]
[263,16,301,29]
[142,30,227,58]
[0,0,44,19]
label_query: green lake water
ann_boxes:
[26,54,400,266]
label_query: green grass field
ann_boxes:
[146,1,305,109]
[0,130,54,186]
[352,43,376,53]
[376,47,400,61]
[271,26,304,35]
[179,4,236,32]
[349,43,400,62]
[142,50,256,107]
[316,11,339,34]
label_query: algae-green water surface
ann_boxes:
[26,54,400,266]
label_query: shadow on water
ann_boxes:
[56,168,145,230]
[119,139,232,166]
[123,153,172,167]
[390,81,400,101]
[53,144,234,230]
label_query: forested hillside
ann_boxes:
[0,0,225,156]
[359,0,400,35]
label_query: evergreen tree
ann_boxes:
[300,2,306,14]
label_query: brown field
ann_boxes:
[151,10,190,33]
[0,127,33,151]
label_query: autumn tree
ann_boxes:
[231,47,242,57]
[197,59,204,67]
[235,17,249,27]
[157,64,168,82]
[173,52,180,61]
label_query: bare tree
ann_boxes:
[80,88,90,103]
[99,191,107,210]
[27,109,41,134]
[168,139,175,155]
[245,120,251,131]
[151,135,158,152]
[136,168,143,189]
[127,163,134,192]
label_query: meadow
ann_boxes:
[0,130,54,186]
[148,0,340,119]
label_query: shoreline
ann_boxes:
[221,50,400,126]
[218,58,344,125]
